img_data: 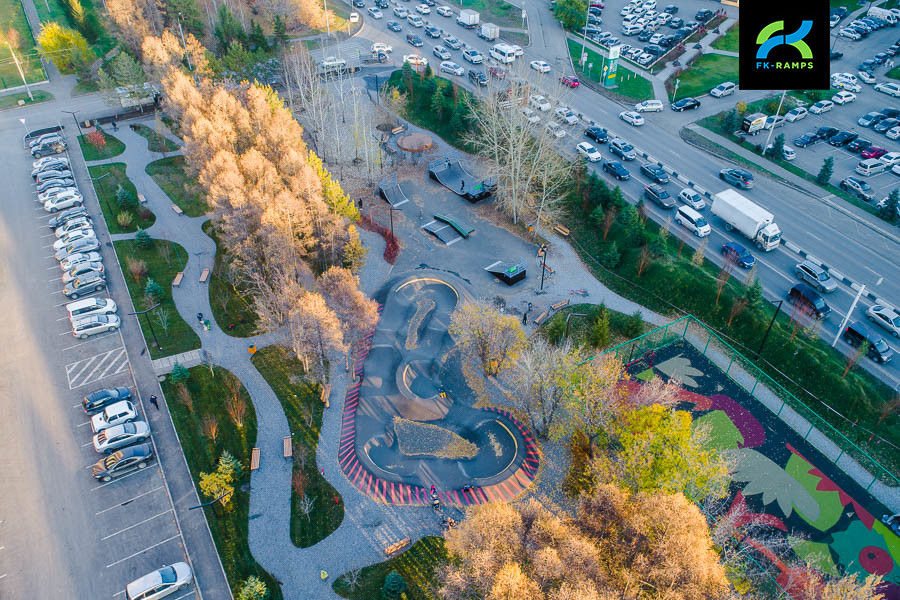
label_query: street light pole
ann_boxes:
[129,303,162,350]
[539,244,548,291]
[61,110,82,137]
[755,299,783,360]
[832,284,866,347]
[177,13,193,71]
[762,89,787,156]
[7,42,34,101]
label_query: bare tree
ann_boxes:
[297,493,315,522]
[152,305,171,337]
[201,414,219,443]
[343,568,362,591]
[157,239,172,266]
[317,267,379,374]
[508,337,580,439]
[226,394,247,428]
[715,258,735,305]
[176,383,193,413]
[288,291,346,384]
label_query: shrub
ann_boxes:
[590,305,610,348]
[381,571,407,600]
[546,319,565,344]
[169,362,190,384]
[600,241,621,268]
[116,184,136,210]
[117,211,134,229]
[135,230,153,249]
[138,206,153,220]
[85,130,106,152]
[623,311,644,338]
[237,576,268,600]
[144,278,164,302]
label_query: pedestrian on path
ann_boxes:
[149,394,159,410]
[196,312,204,324]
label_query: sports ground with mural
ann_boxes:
[626,339,900,597]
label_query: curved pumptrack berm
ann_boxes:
[337,273,539,506]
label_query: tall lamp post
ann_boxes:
[61,110,83,137]
[389,205,400,239]
[130,303,162,350]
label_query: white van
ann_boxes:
[623,13,640,25]
[856,158,887,176]
[489,43,517,63]
[675,205,711,237]
[623,23,643,35]
[66,297,118,322]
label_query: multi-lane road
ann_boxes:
[316,0,900,389]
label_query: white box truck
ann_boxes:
[457,8,480,28]
[867,7,898,24]
[479,22,500,40]
[711,189,782,251]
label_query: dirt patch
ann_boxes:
[393,417,478,459]
[405,298,436,350]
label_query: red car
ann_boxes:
[560,75,580,88]
[861,146,887,159]
[590,1,604,7]
[489,65,506,79]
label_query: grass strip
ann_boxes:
[146,156,208,217]
[132,123,179,153]
[202,222,258,337]
[333,537,447,600]
[78,130,125,161]
[88,163,156,234]
[567,38,654,102]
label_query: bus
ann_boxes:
[489,43,517,64]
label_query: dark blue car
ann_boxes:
[721,242,755,269]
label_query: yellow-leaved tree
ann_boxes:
[37,23,94,72]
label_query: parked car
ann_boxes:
[545,121,566,138]
[634,99,664,112]
[439,60,463,75]
[644,184,674,208]
[521,108,541,124]
[795,261,837,292]
[862,145,888,159]
[49,206,89,229]
[810,100,834,114]
[793,131,821,147]
[124,563,193,600]
[53,228,96,251]
[842,321,894,362]
[875,82,900,96]
[59,251,102,272]
[584,126,608,143]
[721,241,755,268]
[640,163,669,183]
[35,168,72,184]
[83,386,133,413]
[72,314,120,339]
[859,70,877,84]
[93,421,151,453]
[671,97,700,111]
[63,262,104,285]
[874,117,899,133]
[880,151,900,166]
[66,296,117,320]
[91,400,137,433]
[576,142,603,162]
[92,442,154,481]
[603,160,631,180]
[31,156,68,174]
[719,168,754,189]
[44,193,84,213]
[619,110,645,126]
[55,238,101,262]
[36,177,76,194]
[678,188,705,210]
[529,95,551,111]
[402,54,428,67]
[710,82,736,97]
[55,217,92,238]
[866,304,900,337]
[555,107,578,124]
[785,107,808,122]
[840,176,875,201]
[764,115,786,129]
[847,138,872,152]
[62,271,106,299]
[828,130,858,146]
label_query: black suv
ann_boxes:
[669,17,684,28]
[584,126,608,144]
[424,25,441,38]
[644,44,665,56]
[468,70,487,86]
[843,322,894,363]
[406,33,423,47]
[603,160,630,180]
[787,283,832,320]
[881,107,900,118]
[644,184,675,208]
[640,163,669,184]
[664,4,678,13]
[638,30,654,42]
[695,9,713,21]
[828,130,858,147]
[847,138,872,153]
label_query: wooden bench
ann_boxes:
[172,272,184,287]
[171,204,184,215]
[554,224,570,236]
[283,436,292,458]
[137,193,146,204]
[199,268,210,283]
[391,125,406,135]
[533,310,549,325]
[551,299,569,310]
[384,537,410,557]
[320,383,332,406]
[250,447,260,471]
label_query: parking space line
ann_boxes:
[91,467,154,490]
[66,347,128,389]
[100,509,172,541]
[95,486,165,516]
[170,591,196,600]
[67,353,102,382]
[105,534,180,569]
[0,574,7,580]
[60,332,117,351]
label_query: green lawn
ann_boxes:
[250,346,345,547]
[146,156,208,217]
[0,90,52,109]
[672,54,739,100]
[386,70,475,151]
[78,130,126,161]
[567,39,654,102]
[202,222,258,337]
[113,239,201,359]
[87,163,156,234]
[711,22,739,52]
[161,366,282,600]
[0,0,46,89]
[543,303,646,350]
[888,65,900,81]
[333,537,447,600]
[500,30,529,47]
[71,79,99,95]
[445,0,522,28]
[161,115,182,139]
[132,123,179,153]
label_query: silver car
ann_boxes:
[93,421,150,453]
[866,304,900,337]
[72,314,120,338]
[63,262,104,284]
[62,271,106,298]
[794,261,837,293]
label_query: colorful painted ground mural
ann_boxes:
[626,339,900,598]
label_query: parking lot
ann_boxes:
[0,122,197,598]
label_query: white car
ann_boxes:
[785,107,808,122]
[529,95,551,111]
[576,141,602,162]
[416,3,430,13]
[620,5,633,15]
[656,12,670,24]
[765,143,796,160]
[433,45,451,60]
[619,111,644,126]
[393,6,409,18]
[545,121,566,138]
[91,400,137,433]
[634,99,664,112]
[710,82,736,97]
[875,82,900,97]
[462,48,483,63]
[809,100,833,114]
[510,44,524,56]
[53,228,96,251]
[678,188,706,210]
[839,28,861,40]
[859,71,877,84]
[880,151,900,166]
[530,60,551,73]
[72,314,120,339]
[407,14,424,27]
[403,54,428,67]
[32,156,69,171]
[522,108,541,124]
[125,563,193,600]
[439,61,464,75]
[60,251,103,271]
[866,304,900,337]
[832,90,856,104]
[44,192,84,212]
[554,107,578,124]
[442,34,461,49]
[372,42,392,54]
[55,217,93,237]
[436,5,453,16]
[92,420,150,453]
[833,79,862,93]
[38,186,78,203]
[368,7,383,18]
[642,0,656,9]
[887,126,900,140]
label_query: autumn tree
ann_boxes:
[449,300,526,377]
[289,291,346,384]
[37,23,94,72]
[561,353,628,452]
[98,52,147,103]
[508,337,580,439]
[318,266,379,371]
[106,0,163,56]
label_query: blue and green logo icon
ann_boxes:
[756,20,814,60]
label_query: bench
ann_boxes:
[283,436,292,458]
[551,299,569,310]
[137,193,146,204]
[251,447,260,471]
[172,272,184,287]
[554,224,570,236]
[171,204,184,215]
[533,310,549,325]
[391,125,406,135]
[384,537,411,557]
[199,268,210,283]
[320,383,332,406]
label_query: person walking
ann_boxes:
[149,394,159,409]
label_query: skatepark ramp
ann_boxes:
[484,259,527,285]
[378,175,410,208]
[428,153,498,202]
[422,220,463,245]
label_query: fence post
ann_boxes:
[750,373,760,396]
[662,323,670,341]
[725,354,735,376]
[702,332,712,356]
[682,317,690,338]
